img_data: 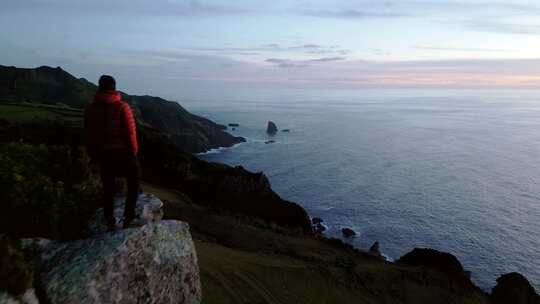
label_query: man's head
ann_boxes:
[98,75,116,91]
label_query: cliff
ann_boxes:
[16,194,201,304]
[147,182,540,304]
[0,65,244,153]
[0,103,313,236]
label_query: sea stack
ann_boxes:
[342,228,356,237]
[267,121,278,134]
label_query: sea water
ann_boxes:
[181,89,540,291]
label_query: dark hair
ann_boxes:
[98,75,116,91]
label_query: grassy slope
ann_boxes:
[197,241,369,304]
[0,65,243,153]
[0,103,82,124]
[143,182,489,304]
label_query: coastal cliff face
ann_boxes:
[0,65,244,153]
[0,103,314,236]
[136,124,313,234]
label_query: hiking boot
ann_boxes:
[106,221,116,232]
[122,217,135,229]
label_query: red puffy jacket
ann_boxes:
[84,91,138,158]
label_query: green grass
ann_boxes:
[196,241,371,304]
[143,182,490,304]
[0,103,83,124]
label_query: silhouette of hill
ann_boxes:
[0,65,244,153]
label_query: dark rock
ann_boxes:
[312,218,325,233]
[267,121,278,134]
[369,241,382,257]
[282,129,290,132]
[397,248,465,276]
[228,123,239,127]
[491,272,540,304]
[265,140,275,144]
[142,144,314,234]
[341,228,356,237]
[312,217,323,225]
[396,248,481,293]
[313,223,326,234]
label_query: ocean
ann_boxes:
[181,89,540,291]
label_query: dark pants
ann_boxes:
[98,150,140,225]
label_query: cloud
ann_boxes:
[0,0,253,17]
[161,44,351,58]
[265,56,346,68]
[265,58,309,68]
[302,9,407,19]
[415,46,510,52]
[464,21,540,35]
[308,57,346,62]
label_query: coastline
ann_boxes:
[192,115,540,293]
[196,138,247,156]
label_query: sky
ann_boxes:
[2,0,540,99]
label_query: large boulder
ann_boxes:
[18,194,202,304]
[341,228,356,238]
[368,241,384,259]
[396,248,479,292]
[491,272,540,304]
[24,221,201,304]
[266,121,278,134]
[397,248,465,276]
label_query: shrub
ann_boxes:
[0,143,102,239]
[0,236,33,296]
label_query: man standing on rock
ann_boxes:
[85,75,140,231]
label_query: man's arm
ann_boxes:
[121,102,138,155]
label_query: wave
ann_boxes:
[197,140,246,156]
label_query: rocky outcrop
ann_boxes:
[341,228,356,237]
[491,273,540,304]
[266,121,278,134]
[368,241,383,259]
[129,94,245,153]
[397,248,465,276]
[177,164,313,234]
[312,218,326,234]
[21,194,201,304]
[136,129,314,234]
[396,248,478,292]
